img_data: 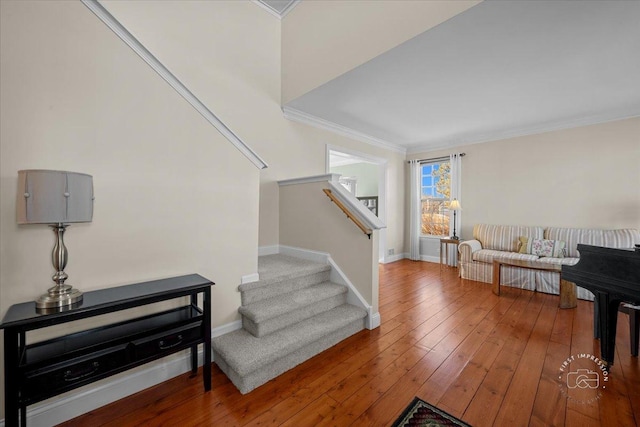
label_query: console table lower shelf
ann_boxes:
[1,274,214,427]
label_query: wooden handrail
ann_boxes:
[323,189,372,238]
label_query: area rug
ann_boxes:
[391,397,471,427]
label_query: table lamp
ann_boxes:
[17,170,94,309]
[450,198,461,240]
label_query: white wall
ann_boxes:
[407,117,640,256]
[98,0,407,258]
[281,0,480,103]
[331,162,379,197]
[0,0,262,321]
[0,0,261,418]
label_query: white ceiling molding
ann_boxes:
[327,145,388,168]
[277,0,300,18]
[252,0,281,19]
[406,111,640,155]
[253,0,300,19]
[329,153,377,168]
[282,106,407,155]
[82,0,268,170]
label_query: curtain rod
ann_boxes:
[407,153,465,164]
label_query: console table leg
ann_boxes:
[190,346,198,375]
[190,294,198,375]
[203,287,212,391]
[4,328,19,427]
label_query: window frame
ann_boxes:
[419,160,451,238]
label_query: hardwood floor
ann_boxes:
[60,260,640,426]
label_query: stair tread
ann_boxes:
[212,304,366,376]
[239,254,330,292]
[239,282,346,323]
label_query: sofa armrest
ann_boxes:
[459,239,482,262]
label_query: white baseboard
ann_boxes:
[383,252,406,263]
[326,256,380,330]
[384,253,449,264]
[0,320,243,427]
[278,245,330,264]
[258,245,280,256]
[420,255,440,263]
[369,312,381,329]
[212,319,243,338]
[241,273,260,284]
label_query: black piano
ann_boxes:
[562,244,640,367]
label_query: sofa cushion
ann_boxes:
[518,237,566,257]
[545,227,640,257]
[474,224,544,252]
[472,249,539,264]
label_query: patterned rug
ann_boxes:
[391,397,471,427]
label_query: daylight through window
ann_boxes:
[421,161,451,236]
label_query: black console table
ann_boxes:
[1,274,214,427]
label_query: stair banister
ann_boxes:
[323,189,372,238]
[325,181,386,236]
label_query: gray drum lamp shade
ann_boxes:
[17,170,94,224]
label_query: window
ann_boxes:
[420,161,451,236]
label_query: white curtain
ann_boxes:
[409,160,421,261]
[449,153,463,266]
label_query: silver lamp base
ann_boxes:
[36,285,83,309]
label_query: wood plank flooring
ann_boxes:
[60,260,640,426]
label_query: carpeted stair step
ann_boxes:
[239,255,331,305]
[212,304,366,394]
[239,281,347,337]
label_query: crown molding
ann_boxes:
[252,0,281,19]
[406,111,640,155]
[282,106,407,155]
[278,0,301,18]
[253,0,301,19]
[82,0,268,170]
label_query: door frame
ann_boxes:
[326,145,388,263]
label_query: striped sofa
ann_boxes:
[459,224,640,301]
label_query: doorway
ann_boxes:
[326,146,387,262]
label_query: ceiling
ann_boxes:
[284,1,640,154]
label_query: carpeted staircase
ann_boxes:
[212,254,367,394]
